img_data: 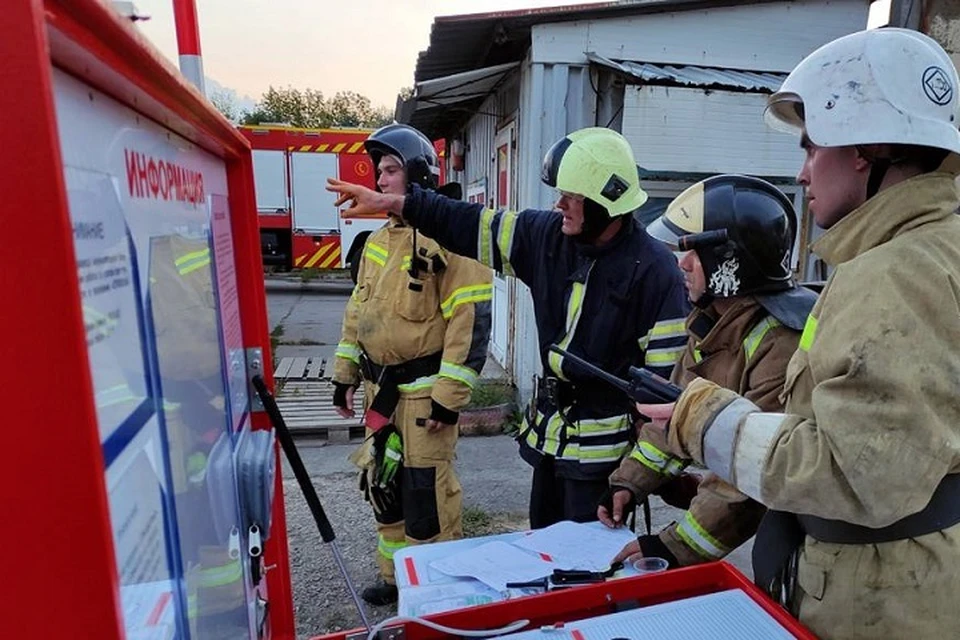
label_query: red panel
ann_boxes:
[2,1,123,637]
[258,212,292,230]
[292,234,342,269]
[338,152,376,190]
[311,563,816,640]
[240,126,373,153]
[172,0,202,55]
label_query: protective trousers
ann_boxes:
[363,382,463,584]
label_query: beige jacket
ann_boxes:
[668,172,960,639]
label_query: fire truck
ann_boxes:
[238,125,444,281]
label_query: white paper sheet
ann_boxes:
[512,520,636,571]
[429,541,557,592]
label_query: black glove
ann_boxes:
[598,486,637,517]
[429,400,458,425]
[333,382,355,410]
[637,534,681,569]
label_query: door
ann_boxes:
[490,123,516,370]
[290,152,340,232]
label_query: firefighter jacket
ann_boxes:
[664,172,960,639]
[402,186,689,479]
[609,297,801,566]
[333,217,493,414]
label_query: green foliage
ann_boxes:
[465,382,515,409]
[241,86,394,128]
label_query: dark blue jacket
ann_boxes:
[404,186,689,478]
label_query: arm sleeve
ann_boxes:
[332,253,365,386]
[430,254,494,412]
[403,184,553,285]
[638,265,690,380]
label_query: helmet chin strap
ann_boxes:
[573,198,616,244]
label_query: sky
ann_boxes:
[132,0,891,111]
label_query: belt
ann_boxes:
[754,473,960,610]
[360,351,442,429]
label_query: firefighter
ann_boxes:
[328,127,689,530]
[597,174,816,569]
[331,123,493,606]
[635,29,960,639]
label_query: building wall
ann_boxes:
[622,85,802,177]
[531,0,871,71]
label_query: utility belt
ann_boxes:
[755,473,960,612]
[360,351,442,428]
[532,375,629,415]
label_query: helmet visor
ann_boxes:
[764,92,805,136]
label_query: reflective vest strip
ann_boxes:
[440,284,493,319]
[175,249,212,276]
[799,314,818,352]
[676,511,729,560]
[743,317,781,361]
[649,319,687,339]
[576,414,632,437]
[197,560,243,588]
[547,264,593,379]
[439,361,479,389]
[693,348,703,363]
[559,442,631,464]
[541,413,564,456]
[378,534,408,560]
[335,341,361,364]
[496,211,519,276]
[478,209,496,267]
[400,255,412,272]
[646,345,686,366]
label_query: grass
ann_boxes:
[300,267,320,283]
[464,381,515,409]
[277,338,325,346]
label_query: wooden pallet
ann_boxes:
[273,355,365,442]
[274,356,327,380]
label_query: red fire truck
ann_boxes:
[238,125,444,281]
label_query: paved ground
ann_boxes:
[267,287,753,639]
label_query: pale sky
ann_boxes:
[133,0,890,110]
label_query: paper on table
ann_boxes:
[429,540,557,592]
[512,520,636,571]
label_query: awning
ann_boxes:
[396,61,519,138]
[588,53,786,93]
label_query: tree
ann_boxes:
[241,86,394,128]
[209,88,240,123]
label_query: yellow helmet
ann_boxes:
[540,127,648,217]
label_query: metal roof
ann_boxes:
[587,53,787,92]
[413,0,784,83]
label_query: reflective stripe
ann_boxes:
[629,441,685,477]
[547,264,593,379]
[397,375,437,393]
[676,511,729,560]
[649,319,686,340]
[400,255,412,272]
[96,384,137,408]
[576,414,632,437]
[541,413,565,456]
[743,317,781,361]
[559,442,629,464]
[693,348,703,363]
[365,242,388,267]
[496,211,519,275]
[175,248,211,276]
[440,284,493,319]
[478,209,496,267]
[378,535,408,560]
[197,560,243,588]
[439,361,479,389]
[799,314,818,351]
[646,345,686,366]
[734,412,783,501]
[335,341,361,364]
[702,396,759,485]
[638,335,650,351]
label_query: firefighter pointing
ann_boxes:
[637,29,960,639]
[329,127,688,531]
[600,174,815,570]
[331,123,493,606]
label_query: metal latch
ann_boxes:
[247,347,265,411]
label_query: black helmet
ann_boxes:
[364,123,439,190]
[646,174,796,298]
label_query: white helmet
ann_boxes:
[765,28,960,156]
